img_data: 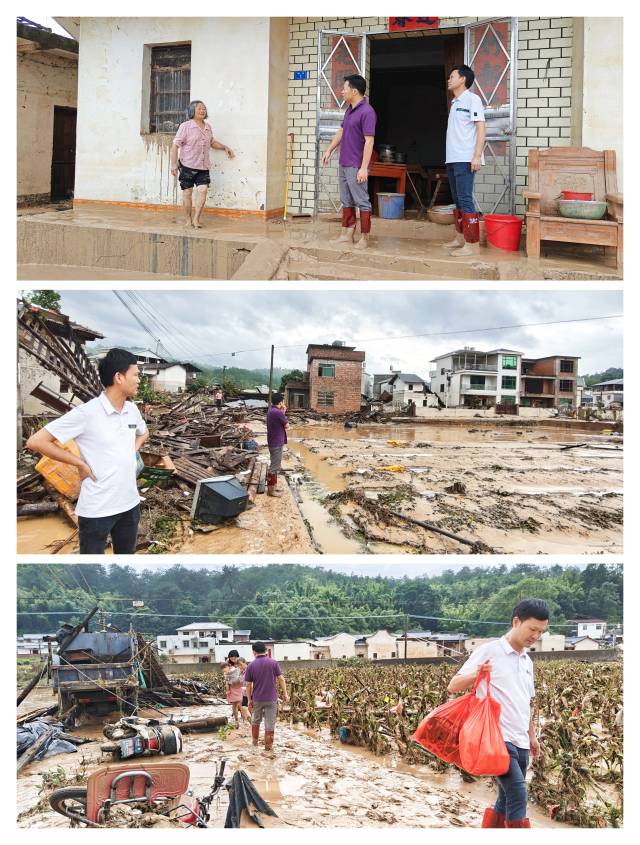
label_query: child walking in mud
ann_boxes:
[223,650,245,727]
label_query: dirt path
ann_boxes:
[286,422,623,554]
[17,693,570,829]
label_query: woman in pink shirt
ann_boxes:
[170,100,235,229]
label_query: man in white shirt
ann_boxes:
[27,348,149,554]
[444,64,486,256]
[448,598,549,828]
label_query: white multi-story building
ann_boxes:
[429,347,522,409]
[576,619,607,639]
[590,379,623,409]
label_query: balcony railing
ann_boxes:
[452,362,498,372]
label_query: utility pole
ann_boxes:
[267,344,275,405]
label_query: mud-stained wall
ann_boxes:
[580,18,623,186]
[75,17,286,212]
[17,51,78,202]
[19,349,82,415]
[265,18,289,210]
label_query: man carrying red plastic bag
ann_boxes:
[447,598,549,829]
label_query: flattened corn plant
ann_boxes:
[281,661,622,828]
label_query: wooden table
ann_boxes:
[368,162,407,215]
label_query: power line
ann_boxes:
[16,609,619,630]
[109,300,622,365]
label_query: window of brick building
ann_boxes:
[559,380,573,392]
[150,44,191,133]
[560,359,574,373]
[317,391,335,406]
[318,363,336,377]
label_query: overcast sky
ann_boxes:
[45,290,622,376]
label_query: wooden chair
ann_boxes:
[523,147,623,270]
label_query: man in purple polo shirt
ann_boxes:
[322,74,377,249]
[245,641,289,752]
[266,392,288,497]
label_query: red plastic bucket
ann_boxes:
[561,190,593,200]
[483,214,523,252]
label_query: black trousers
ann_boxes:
[78,504,140,554]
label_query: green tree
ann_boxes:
[279,369,305,392]
[27,290,62,311]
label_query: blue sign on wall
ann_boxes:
[293,70,309,80]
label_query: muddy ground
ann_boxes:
[17,688,570,829]
[286,421,623,555]
[16,420,622,556]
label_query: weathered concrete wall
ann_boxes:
[161,649,619,673]
[18,349,82,415]
[17,51,77,203]
[265,18,290,210]
[17,216,255,278]
[580,18,623,186]
[75,18,287,213]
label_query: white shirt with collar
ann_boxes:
[446,88,485,164]
[457,635,535,748]
[45,393,147,519]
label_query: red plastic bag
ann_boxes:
[412,667,486,765]
[458,670,510,776]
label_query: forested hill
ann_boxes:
[17,564,622,640]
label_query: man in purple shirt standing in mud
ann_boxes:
[244,642,289,753]
[321,74,377,249]
[266,392,288,498]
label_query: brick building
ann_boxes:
[285,341,365,413]
[59,16,621,220]
[520,355,580,408]
[287,16,622,217]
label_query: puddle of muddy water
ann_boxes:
[291,422,601,445]
[17,514,77,554]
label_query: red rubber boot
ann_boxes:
[264,730,275,751]
[505,818,532,828]
[251,724,260,746]
[481,808,506,828]
[456,211,481,256]
[444,208,465,249]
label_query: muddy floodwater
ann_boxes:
[17,689,571,829]
[286,421,623,555]
[16,421,622,556]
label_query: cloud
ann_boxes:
[55,289,623,375]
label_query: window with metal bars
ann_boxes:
[317,363,335,378]
[149,44,191,133]
[317,391,335,406]
[559,380,574,392]
[560,359,575,373]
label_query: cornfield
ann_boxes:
[172,660,623,828]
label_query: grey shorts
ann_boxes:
[268,445,283,473]
[339,166,372,212]
[251,700,278,730]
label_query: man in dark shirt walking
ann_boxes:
[244,641,289,753]
[266,392,288,497]
[322,74,377,249]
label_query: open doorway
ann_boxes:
[368,31,464,212]
[51,105,77,201]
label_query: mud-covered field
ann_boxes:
[15,689,567,829]
[287,422,623,554]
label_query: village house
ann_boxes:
[17,18,78,206]
[565,635,600,651]
[284,342,366,413]
[590,379,623,410]
[426,632,468,657]
[156,623,311,663]
[576,376,593,408]
[575,618,608,639]
[396,633,439,659]
[90,347,202,393]
[310,632,358,660]
[18,301,103,417]
[429,347,523,409]
[17,634,49,657]
[51,16,622,220]
[520,355,580,409]
[528,632,566,652]
[376,373,427,408]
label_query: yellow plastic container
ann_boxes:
[35,439,82,501]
